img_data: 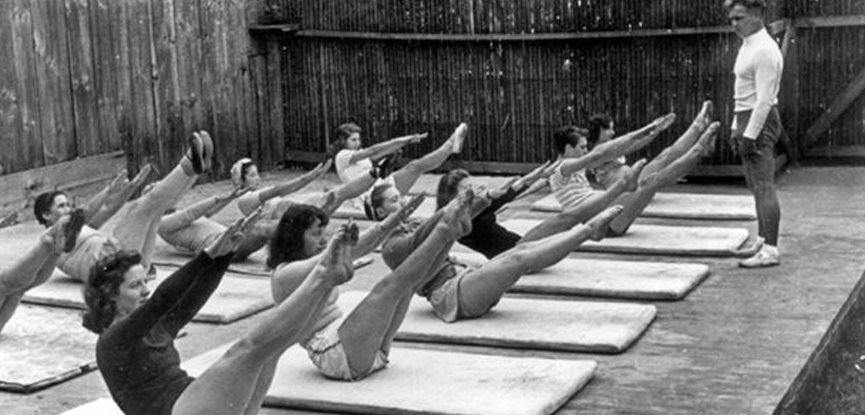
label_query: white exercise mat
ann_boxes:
[531,192,756,220]
[0,305,97,393]
[449,251,711,300]
[338,291,656,353]
[501,219,749,256]
[22,268,274,324]
[184,343,595,415]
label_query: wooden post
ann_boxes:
[778,21,801,161]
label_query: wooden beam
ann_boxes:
[248,23,301,36]
[778,23,801,161]
[774,268,865,415]
[249,25,735,42]
[688,154,788,178]
[794,15,865,29]
[801,64,865,150]
[0,151,127,214]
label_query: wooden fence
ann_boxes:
[1,0,864,180]
[0,0,280,179]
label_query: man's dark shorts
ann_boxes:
[734,106,782,162]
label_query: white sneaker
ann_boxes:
[739,245,780,268]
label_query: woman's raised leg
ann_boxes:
[113,133,210,264]
[0,219,69,332]
[391,123,467,194]
[338,190,473,376]
[520,161,643,243]
[171,224,348,415]
[457,206,623,318]
[607,122,719,235]
[641,101,713,178]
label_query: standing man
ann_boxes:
[726,0,784,268]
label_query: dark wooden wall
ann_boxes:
[0,0,282,179]
[784,0,865,153]
[1,1,863,178]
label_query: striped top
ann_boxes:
[549,165,595,209]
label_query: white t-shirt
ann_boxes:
[335,149,373,184]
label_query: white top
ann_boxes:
[549,165,595,209]
[732,28,784,139]
[335,149,373,184]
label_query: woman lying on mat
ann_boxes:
[0,214,85,332]
[371,182,623,323]
[157,159,331,261]
[267,192,463,381]
[33,131,217,283]
[83,212,353,415]
[359,123,469,220]
[331,122,467,215]
[559,101,718,236]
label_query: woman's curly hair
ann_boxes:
[267,204,329,269]
[82,250,141,334]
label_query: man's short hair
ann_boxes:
[723,0,766,13]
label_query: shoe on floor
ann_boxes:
[739,245,780,268]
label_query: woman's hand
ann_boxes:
[203,207,263,259]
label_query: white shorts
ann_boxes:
[304,320,389,381]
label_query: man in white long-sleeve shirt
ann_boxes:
[725,0,784,268]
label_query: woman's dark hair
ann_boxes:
[328,122,362,156]
[552,126,589,156]
[268,204,329,268]
[364,182,393,221]
[587,114,614,150]
[34,191,66,226]
[436,169,470,209]
[82,250,142,334]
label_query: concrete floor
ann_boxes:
[1,165,863,414]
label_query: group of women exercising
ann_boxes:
[0,101,719,414]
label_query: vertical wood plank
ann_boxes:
[65,0,101,157]
[31,0,75,165]
[126,0,157,171]
[89,0,122,152]
[150,0,183,171]
[0,1,25,175]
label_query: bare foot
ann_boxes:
[198,131,214,172]
[317,224,356,286]
[693,101,714,131]
[441,188,474,237]
[695,122,720,157]
[621,158,647,192]
[42,216,69,254]
[586,205,624,241]
[450,123,468,154]
[656,113,676,131]
[63,209,87,253]
[186,133,205,175]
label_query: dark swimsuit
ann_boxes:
[96,253,232,415]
